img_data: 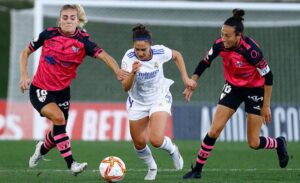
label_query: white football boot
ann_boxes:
[144,168,157,180]
[29,141,44,168]
[171,144,184,170]
[70,161,88,176]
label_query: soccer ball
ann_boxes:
[99,156,126,182]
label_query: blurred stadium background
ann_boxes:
[0,0,299,182]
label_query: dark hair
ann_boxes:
[132,24,152,42]
[224,9,245,34]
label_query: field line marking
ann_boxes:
[0,168,300,173]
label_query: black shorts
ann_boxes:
[29,84,71,120]
[218,82,264,115]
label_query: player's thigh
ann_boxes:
[247,113,263,145]
[149,111,170,143]
[209,104,235,138]
[129,116,150,145]
[244,87,264,115]
[55,87,71,121]
[41,103,65,125]
[30,84,65,125]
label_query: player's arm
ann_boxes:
[246,38,273,123]
[183,41,220,102]
[121,61,141,92]
[257,62,273,123]
[193,41,220,82]
[19,30,47,93]
[172,50,196,90]
[96,51,121,80]
[19,47,33,93]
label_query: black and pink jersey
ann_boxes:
[202,35,270,88]
[28,27,103,91]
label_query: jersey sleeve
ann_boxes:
[203,39,222,65]
[121,51,133,72]
[160,45,173,63]
[28,29,48,51]
[83,36,103,58]
[244,38,270,76]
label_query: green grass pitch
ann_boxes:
[0,140,299,183]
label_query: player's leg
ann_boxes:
[129,116,157,180]
[247,114,289,168]
[183,82,240,179]
[29,85,56,168]
[149,92,184,170]
[149,111,184,170]
[55,88,87,175]
[183,104,235,179]
[245,87,289,168]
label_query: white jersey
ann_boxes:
[121,45,174,105]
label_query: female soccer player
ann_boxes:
[19,4,121,175]
[121,24,196,180]
[182,9,289,179]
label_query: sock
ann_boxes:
[53,125,74,169]
[135,145,157,170]
[256,136,279,149]
[195,133,217,172]
[159,136,175,154]
[40,130,56,155]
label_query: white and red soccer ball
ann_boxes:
[99,156,126,182]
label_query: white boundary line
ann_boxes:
[0,168,299,172]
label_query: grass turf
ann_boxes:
[0,140,299,183]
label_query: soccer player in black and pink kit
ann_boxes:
[19,4,121,175]
[182,9,289,179]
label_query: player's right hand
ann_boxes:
[132,61,141,74]
[19,76,31,93]
[183,87,193,102]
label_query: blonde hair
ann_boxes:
[58,4,88,28]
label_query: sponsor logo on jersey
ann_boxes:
[154,62,159,69]
[137,70,159,80]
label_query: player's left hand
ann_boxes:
[261,106,272,124]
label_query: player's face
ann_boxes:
[59,9,79,35]
[221,25,241,49]
[133,41,151,60]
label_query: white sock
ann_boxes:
[159,136,175,154]
[135,145,157,170]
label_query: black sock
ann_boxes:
[195,133,217,172]
[53,125,74,169]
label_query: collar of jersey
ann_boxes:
[58,27,79,37]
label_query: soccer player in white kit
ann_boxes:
[121,24,197,180]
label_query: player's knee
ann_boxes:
[150,137,164,148]
[248,139,260,149]
[134,142,146,150]
[51,115,66,125]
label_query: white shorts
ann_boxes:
[126,92,172,121]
